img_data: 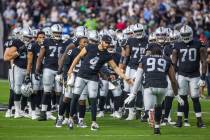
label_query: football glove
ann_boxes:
[124,93,136,104]
[175,95,184,106]
[198,79,205,87]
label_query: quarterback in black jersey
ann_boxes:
[172,25,207,128]
[67,35,133,130]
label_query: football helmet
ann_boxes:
[155,27,167,44]
[132,23,145,38]
[20,27,32,45]
[42,27,51,38]
[11,27,22,39]
[62,34,70,41]
[148,32,156,43]
[74,26,87,38]
[117,32,128,47]
[51,24,63,40]
[169,30,181,43]
[180,25,193,43]
[21,82,33,97]
[87,30,99,42]
[165,28,172,43]
[123,25,134,38]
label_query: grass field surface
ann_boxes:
[0,79,210,140]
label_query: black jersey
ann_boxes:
[141,55,171,88]
[163,43,174,57]
[42,38,64,71]
[63,47,80,81]
[27,42,41,73]
[174,40,203,77]
[12,39,27,69]
[77,44,112,81]
[127,37,148,69]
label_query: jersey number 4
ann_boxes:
[147,58,166,72]
[180,48,196,62]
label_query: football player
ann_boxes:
[124,45,183,134]
[172,25,207,128]
[67,34,133,130]
[35,24,64,121]
[4,27,32,118]
[26,30,45,120]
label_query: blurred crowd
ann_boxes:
[1,0,210,42]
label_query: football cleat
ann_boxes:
[62,118,69,125]
[154,128,161,135]
[175,118,182,128]
[5,109,13,118]
[125,110,136,121]
[31,111,39,120]
[67,119,74,129]
[46,112,56,120]
[197,120,206,128]
[38,111,47,121]
[113,111,122,119]
[77,120,88,128]
[97,111,104,118]
[56,119,63,128]
[184,120,191,127]
[91,122,99,131]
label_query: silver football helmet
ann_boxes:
[51,24,63,40]
[123,25,134,38]
[87,30,99,42]
[32,29,40,37]
[74,26,87,38]
[42,27,51,38]
[62,34,70,42]
[20,27,32,45]
[155,27,167,44]
[21,82,33,97]
[148,32,156,43]
[117,32,128,47]
[132,23,145,39]
[169,30,181,43]
[180,25,193,43]
[11,27,22,39]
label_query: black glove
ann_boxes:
[34,72,40,80]
[17,45,27,55]
[24,74,31,84]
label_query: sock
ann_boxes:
[58,101,67,116]
[79,101,86,119]
[31,94,36,111]
[70,94,80,117]
[164,96,174,119]
[99,96,106,111]
[56,93,61,105]
[90,98,97,122]
[114,96,121,111]
[191,97,202,118]
[8,89,14,109]
[65,100,70,118]
[155,105,162,125]
[21,96,28,111]
[36,90,42,108]
[135,91,143,109]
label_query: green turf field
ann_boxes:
[0,79,210,140]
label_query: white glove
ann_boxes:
[124,94,136,104]
[67,73,75,87]
[175,95,184,106]
[55,74,62,83]
[198,79,205,87]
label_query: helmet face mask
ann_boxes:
[148,32,156,43]
[87,30,99,42]
[21,82,33,97]
[169,30,181,43]
[51,24,63,40]
[20,27,32,45]
[74,26,87,38]
[132,23,144,39]
[180,25,193,43]
[155,27,167,44]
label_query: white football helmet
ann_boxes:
[180,25,193,43]
[11,27,22,39]
[99,29,109,41]
[165,28,172,43]
[169,30,181,43]
[21,82,33,97]
[117,32,128,47]
[51,24,63,40]
[132,23,145,38]
[32,29,40,37]
[155,27,167,44]
[62,34,70,41]
[87,30,99,42]
[123,25,134,38]
[148,32,156,43]
[20,27,32,45]
[42,27,51,38]
[74,26,87,38]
